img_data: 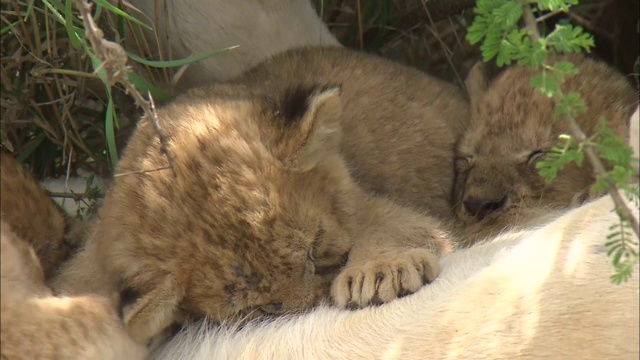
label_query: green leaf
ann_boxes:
[497,29,529,66]
[127,73,173,104]
[24,0,36,21]
[518,42,548,68]
[104,96,118,168]
[91,0,153,30]
[64,0,83,49]
[554,92,587,119]
[127,46,239,68]
[0,20,21,36]
[41,0,67,25]
[594,119,635,166]
[88,52,119,168]
[476,0,509,15]
[552,61,580,76]
[530,70,560,97]
[547,25,595,53]
[481,27,506,62]
[466,16,489,45]
[536,0,579,12]
[493,1,523,27]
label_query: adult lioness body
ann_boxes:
[128,0,340,90]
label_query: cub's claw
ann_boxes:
[330,248,440,309]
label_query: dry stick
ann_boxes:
[73,0,176,178]
[420,0,465,88]
[523,5,639,237]
[113,166,173,178]
[49,192,87,202]
[147,91,176,174]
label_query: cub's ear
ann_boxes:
[465,60,503,111]
[120,275,184,345]
[275,85,343,171]
[465,61,488,111]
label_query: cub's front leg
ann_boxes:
[331,196,452,308]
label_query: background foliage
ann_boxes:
[1,0,637,180]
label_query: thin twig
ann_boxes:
[49,191,87,202]
[536,8,566,23]
[523,4,640,238]
[522,5,540,42]
[147,91,176,177]
[73,0,176,177]
[113,166,172,178]
[355,0,364,49]
[420,0,464,88]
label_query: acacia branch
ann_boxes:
[74,0,176,178]
[523,5,639,238]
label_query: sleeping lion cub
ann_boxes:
[53,46,469,345]
[454,55,638,244]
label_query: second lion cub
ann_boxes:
[54,47,469,345]
[454,55,638,244]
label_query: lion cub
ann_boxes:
[0,152,86,280]
[1,154,146,359]
[1,222,147,360]
[53,46,469,345]
[454,55,638,244]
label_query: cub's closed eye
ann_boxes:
[455,156,472,170]
[527,150,545,164]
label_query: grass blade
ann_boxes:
[127,46,239,68]
[92,0,153,30]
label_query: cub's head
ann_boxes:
[453,56,637,239]
[104,83,355,344]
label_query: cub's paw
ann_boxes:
[330,248,439,309]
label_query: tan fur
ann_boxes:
[53,46,469,344]
[0,152,83,280]
[234,47,470,219]
[1,221,147,360]
[154,112,639,359]
[454,55,638,244]
[153,194,640,360]
[1,220,50,298]
[128,0,340,90]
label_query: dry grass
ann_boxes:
[0,0,169,179]
[1,0,637,183]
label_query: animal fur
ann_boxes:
[454,54,638,245]
[128,0,340,90]
[1,205,145,359]
[52,46,469,345]
[152,108,639,359]
[0,152,85,280]
[152,193,639,360]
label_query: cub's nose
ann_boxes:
[463,195,507,220]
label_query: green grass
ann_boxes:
[1,0,635,182]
